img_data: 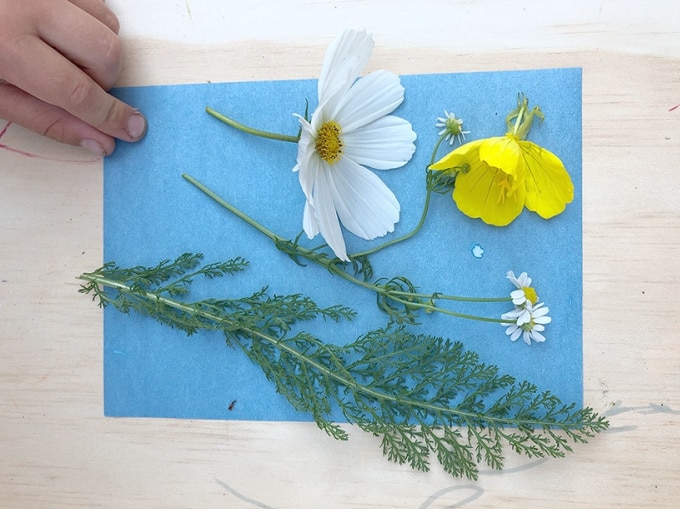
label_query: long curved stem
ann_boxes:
[206,107,300,143]
[182,173,512,324]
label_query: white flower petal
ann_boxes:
[312,168,348,261]
[296,132,323,202]
[515,308,532,326]
[333,70,405,132]
[342,115,416,170]
[302,200,319,239]
[507,270,532,290]
[501,307,522,321]
[510,289,526,305]
[534,315,552,325]
[518,272,532,287]
[532,304,550,318]
[317,29,373,108]
[506,270,521,288]
[531,330,547,343]
[326,157,400,240]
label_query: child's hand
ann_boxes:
[0,0,146,156]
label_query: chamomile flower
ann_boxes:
[506,270,538,306]
[293,29,417,261]
[501,301,552,345]
[436,110,470,145]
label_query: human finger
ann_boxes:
[0,81,116,156]
[67,0,120,34]
[37,0,121,90]
[3,36,146,143]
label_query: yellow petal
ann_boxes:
[429,139,485,171]
[453,155,526,226]
[519,140,574,218]
[478,135,525,178]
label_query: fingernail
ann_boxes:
[80,138,107,157]
[126,113,147,140]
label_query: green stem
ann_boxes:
[351,134,449,259]
[389,290,510,304]
[182,173,282,245]
[182,173,512,324]
[206,107,300,143]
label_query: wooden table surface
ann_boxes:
[1,1,679,507]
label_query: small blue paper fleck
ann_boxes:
[471,244,484,259]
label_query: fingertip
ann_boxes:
[80,137,114,157]
[125,112,147,141]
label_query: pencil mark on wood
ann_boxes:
[419,485,484,509]
[603,401,680,418]
[215,478,278,509]
[599,401,679,433]
[0,121,98,163]
[480,457,548,475]
[418,458,548,507]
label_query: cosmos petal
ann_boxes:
[325,157,400,240]
[342,115,416,170]
[296,138,324,203]
[332,70,405,131]
[302,200,319,239]
[311,167,349,261]
[317,29,373,108]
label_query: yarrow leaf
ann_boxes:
[79,253,609,481]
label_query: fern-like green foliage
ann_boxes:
[79,253,608,480]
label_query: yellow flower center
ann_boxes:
[315,121,344,165]
[523,286,538,305]
[495,172,520,205]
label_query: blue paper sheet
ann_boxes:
[104,67,583,421]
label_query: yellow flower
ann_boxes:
[429,95,573,226]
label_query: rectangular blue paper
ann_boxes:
[104,68,582,421]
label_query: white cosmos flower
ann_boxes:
[501,301,552,345]
[293,29,417,261]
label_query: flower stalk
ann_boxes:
[206,106,300,143]
[182,172,512,325]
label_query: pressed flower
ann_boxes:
[293,29,417,261]
[429,94,573,226]
[430,136,527,226]
[506,270,538,306]
[501,301,552,345]
[436,110,470,146]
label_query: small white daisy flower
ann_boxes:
[501,301,552,345]
[435,110,470,145]
[506,270,538,306]
[293,29,417,261]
